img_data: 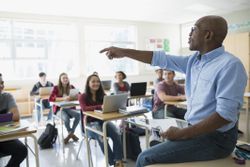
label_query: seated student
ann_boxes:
[30,72,54,122]
[0,73,28,167]
[49,72,80,144]
[78,74,124,167]
[152,70,186,119]
[154,68,164,87]
[113,71,130,94]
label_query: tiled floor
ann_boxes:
[1,109,249,167]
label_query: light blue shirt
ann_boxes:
[152,46,247,132]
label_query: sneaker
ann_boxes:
[71,134,79,142]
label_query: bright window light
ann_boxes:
[84,25,138,76]
[0,19,79,80]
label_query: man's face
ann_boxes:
[164,71,175,82]
[0,77,4,93]
[156,69,163,78]
[188,21,207,51]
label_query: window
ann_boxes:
[84,25,138,76]
[0,19,79,80]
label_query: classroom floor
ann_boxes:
[1,109,248,167]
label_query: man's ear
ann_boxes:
[205,31,214,41]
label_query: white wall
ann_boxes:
[0,12,180,92]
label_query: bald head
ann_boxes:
[196,15,228,45]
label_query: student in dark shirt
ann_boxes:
[30,72,54,122]
[0,73,27,167]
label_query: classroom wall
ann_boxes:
[0,12,180,92]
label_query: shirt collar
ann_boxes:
[196,46,225,62]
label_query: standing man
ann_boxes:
[0,73,28,167]
[100,15,247,166]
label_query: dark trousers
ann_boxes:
[0,139,27,167]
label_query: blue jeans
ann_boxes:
[36,99,52,122]
[87,121,123,165]
[136,126,237,167]
[60,108,80,133]
[152,108,165,119]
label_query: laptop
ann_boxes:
[101,80,112,91]
[0,113,13,124]
[130,82,147,96]
[69,89,79,97]
[39,87,53,96]
[94,94,128,114]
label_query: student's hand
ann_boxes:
[160,126,183,140]
[100,46,125,60]
[64,96,71,101]
[179,95,186,101]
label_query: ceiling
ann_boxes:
[0,0,249,24]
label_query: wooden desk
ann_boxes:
[83,111,145,167]
[0,128,39,167]
[164,101,187,118]
[244,92,250,142]
[51,101,80,154]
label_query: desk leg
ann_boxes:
[84,116,92,167]
[103,121,109,167]
[60,108,65,154]
[123,121,127,161]
[145,128,149,149]
[246,98,250,142]
[25,137,29,167]
[40,99,44,123]
[30,134,40,167]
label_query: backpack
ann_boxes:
[38,123,58,149]
[122,128,142,160]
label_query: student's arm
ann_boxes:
[30,83,39,96]
[49,86,66,102]
[125,81,130,92]
[9,107,20,122]
[78,94,102,111]
[157,83,185,102]
[7,94,20,121]
[100,47,153,64]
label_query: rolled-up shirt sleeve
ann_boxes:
[151,51,190,74]
[216,61,247,123]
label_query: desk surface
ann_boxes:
[164,101,187,106]
[0,128,37,141]
[128,94,153,99]
[83,111,144,121]
[51,100,79,107]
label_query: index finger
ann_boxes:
[99,47,110,53]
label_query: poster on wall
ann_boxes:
[145,38,170,70]
[146,38,170,52]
